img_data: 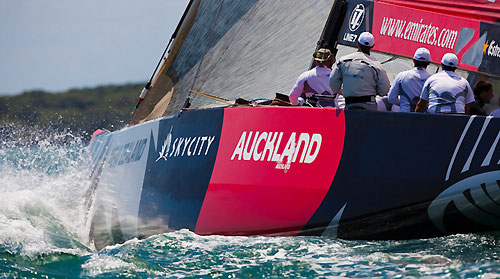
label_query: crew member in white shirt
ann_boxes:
[330,32,391,110]
[415,53,475,114]
[490,96,500,117]
[388,48,432,112]
[289,48,336,106]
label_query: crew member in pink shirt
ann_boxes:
[289,48,336,106]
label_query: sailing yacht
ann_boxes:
[84,0,500,250]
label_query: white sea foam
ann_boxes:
[81,254,135,276]
[0,130,92,258]
[2,129,497,277]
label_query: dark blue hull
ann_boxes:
[86,107,500,249]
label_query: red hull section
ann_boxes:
[196,107,345,235]
[88,108,500,248]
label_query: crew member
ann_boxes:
[376,96,400,112]
[388,48,432,112]
[470,80,494,115]
[289,48,336,106]
[330,32,391,110]
[415,53,475,114]
[490,96,500,117]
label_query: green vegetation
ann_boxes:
[0,83,143,142]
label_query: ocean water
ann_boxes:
[1,128,500,278]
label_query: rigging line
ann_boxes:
[133,0,194,112]
[189,90,234,106]
[381,56,397,64]
[189,89,230,101]
[187,0,225,100]
[149,38,174,85]
[184,95,230,108]
[133,37,174,110]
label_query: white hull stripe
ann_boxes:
[446,116,476,181]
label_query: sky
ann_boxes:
[0,0,189,96]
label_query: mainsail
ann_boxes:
[88,0,500,247]
[130,0,334,124]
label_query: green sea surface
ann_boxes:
[1,130,500,278]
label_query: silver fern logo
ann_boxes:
[428,171,500,233]
[428,116,500,232]
[156,127,173,162]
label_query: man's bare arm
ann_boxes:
[465,103,471,115]
[415,99,429,113]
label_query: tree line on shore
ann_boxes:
[0,83,143,143]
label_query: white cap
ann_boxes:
[358,32,374,47]
[441,53,458,68]
[413,48,431,62]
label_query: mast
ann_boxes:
[317,0,349,58]
[129,0,200,125]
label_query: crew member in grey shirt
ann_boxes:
[330,32,391,110]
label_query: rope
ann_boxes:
[150,37,174,84]
[381,56,397,64]
[189,90,234,106]
[132,0,194,113]
[250,98,271,102]
[133,37,175,110]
